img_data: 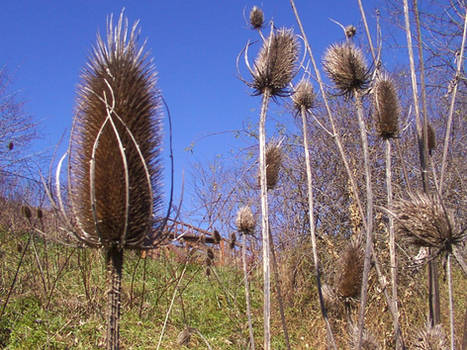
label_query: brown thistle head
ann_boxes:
[323,42,370,97]
[373,74,399,139]
[412,324,448,350]
[345,25,357,39]
[292,79,315,113]
[249,6,264,30]
[21,206,32,220]
[350,323,380,350]
[236,206,255,235]
[391,192,463,254]
[257,139,282,190]
[230,232,237,249]
[69,11,162,249]
[213,229,221,244]
[424,123,436,155]
[336,240,364,298]
[251,28,299,97]
[8,142,14,151]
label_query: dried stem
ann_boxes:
[241,234,255,350]
[301,106,337,349]
[447,254,455,350]
[106,245,123,350]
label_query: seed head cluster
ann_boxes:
[323,43,370,97]
[292,79,315,113]
[373,74,399,139]
[236,206,255,235]
[424,124,436,155]
[70,12,162,248]
[258,140,282,190]
[392,192,464,253]
[249,6,264,30]
[336,241,364,298]
[251,28,299,97]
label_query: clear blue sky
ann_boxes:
[1,0,385,211]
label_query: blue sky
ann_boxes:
[1,0,385,211]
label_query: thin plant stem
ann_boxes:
[447,254,455,350]
[357,0,376,61]
[440,8,467,193]
[395,139,412,193]
[259,87,272,350]
[129,253,142,308]
[268,229,291,350]
[0,234,32,319]
[301,107,337,350]
[385,139,403,349]
[354,90,374,350]
[242,233,255,350]
[106,246,123,350]
[156,262,188,350]
[138,256,148,318]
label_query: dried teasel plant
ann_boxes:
[292,78,315,112]
[424,123,436,155]
[336,240,364,299]
[245,27,299,97]
[257,140,282,190]
[390,192,465,257]
[372,74,400,139]
[345,25,357,39]
[412,324,448,350]
[236,206,255,235]
[349,323,380,350]
[249,6,264,30]
[323,42,371,97]
[43,11,166,349]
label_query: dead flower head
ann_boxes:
[373,74,400,139]
[249,28,299,97]
[257,140,282,190]
[69,11,163,248]
[336,240,364,298]
[350,323,380,350]
[323,42,370,97]
[292,78,315,113]
[391,192,464,255]
[236,206,255,235]
[249,6,264,29]
[345,25,357,39]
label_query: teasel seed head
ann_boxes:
[249,6,264,30]
[213,229,221,244]
[21,206,32,220]
[391,192,464,254]
[412,324,448,350]
[336,240,364,298]
[250,28,299,97]
[207,248,214,261]
[36,208,43,219]
[230,232,237,249]
[236,206,255,235]
[8,142,13,150]
[69,11,163,249]
[373,74,400,139]
[323,43,370,97]
[257,139,282,190]
[345,25,357,39]
[292,79,315,113]
[424,123,436,155]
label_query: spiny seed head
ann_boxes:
[412,324,448,350]
[323,43,370,97]
[36,208,43,219]
[230,232,237,249]
[21,206,32,219]
[236,206,255,235]
[392,192,464,253]
[258,140,282,190]
[8,142,13,150]
[213,229,221,243]
[249,6,264,29]
[292,79,315,112]
[424,124,436,155]
[70,11,162,248]
[251,28,299,97]
[207,248,214,261]
[345,25,357,39]
[373,74,400,139]
[336,241,364,298]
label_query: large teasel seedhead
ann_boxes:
[391,192,464,254]
[236,206,255,235]
[249,6,264,30]
[257,139,282,190]
[323,43,370,97]
[69,12,162,249]
[292,79,315,113]
[412,324,448,350]
[249,28,299,97]
[372,74,399,139]
[336,240,364,298]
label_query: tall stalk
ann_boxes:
[106,246,123,350]
[241,233,255,350]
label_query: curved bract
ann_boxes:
[69,11,162,249]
